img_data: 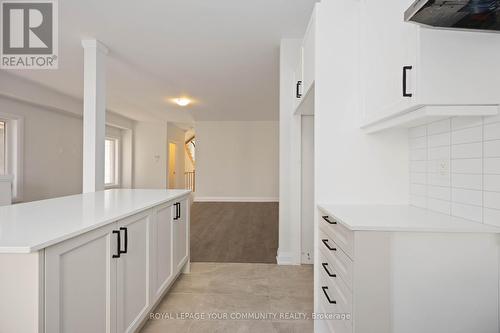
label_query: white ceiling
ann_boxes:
[5,0,317,123]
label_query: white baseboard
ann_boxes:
[194,196,279,203]
[276,251,300,265]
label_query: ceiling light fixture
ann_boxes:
[174,98,191,107]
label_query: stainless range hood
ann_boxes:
[405,0,500,32]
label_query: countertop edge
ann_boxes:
[0,190,191,254]
[318,204,500,233]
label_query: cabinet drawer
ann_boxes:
[319,257,353,317]
[319,214,354,259]
[319,229,353,290]
[319,269,353,330]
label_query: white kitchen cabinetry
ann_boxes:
[152,203,173,300]
[45,221,118,333]
[173,199,189,272]
[0,189,191,333]
[294,5,317,113]
[116,211,152,333]
[301,9,316,99]
[317,205,500,333]
[360,0,500,132]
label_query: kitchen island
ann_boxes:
[0,189,191,333]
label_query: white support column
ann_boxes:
[82,39,108,193]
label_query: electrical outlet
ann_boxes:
[438,159,449,176]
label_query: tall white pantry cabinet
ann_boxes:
[0,191,190,333]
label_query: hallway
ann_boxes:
[190,202,279,263]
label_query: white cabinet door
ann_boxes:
[360,0,417,121]
[301,10,315,96]
[45,222,118,333]
[173,200,188,271]
[116,211,152,333]
[152,203,173,299]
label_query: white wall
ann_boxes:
[278,38,303,265]
[0,96,83,202]
[0,72,137,202]
[195,121,279,201]
[134,121,167,189]
[167,123,186,189]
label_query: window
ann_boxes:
[0,121,5,175]
[105,137,120,187]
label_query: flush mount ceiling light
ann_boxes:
[174,98,191,107]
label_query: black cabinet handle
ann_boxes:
[173,203,179,220]
[296,81,302,98]
[403,66,412,97]
[322,263,336,277]
[322,239,337,251]
[322,216,337,224]
[322,286,336,304]
[112,230,121,258]
[177,202,181,219]
[119,227,128,254]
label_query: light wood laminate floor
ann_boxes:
[190,202,279,263]
[141,263,313,333]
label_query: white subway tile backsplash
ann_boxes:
[484,122,500,141]
[428,198,451,215]
[451,173,482,190]
[483,208,500,227]
[427,119,450,135]
[451,142,482,159]
[410,148,427,161]
[451,117,483,130]
[410,161,426,173]
[428,133,450,148]
[484,113,500,125]
[410,172,426,185]
[410,195,427,209]
[427,185,450,201]
[409,125,427,138]
[484,175,500,192]
[451,188,482,206]
[484,158,500,175]
[452,202,483,222]
[428,146,450,160]
[410,136,427,149]
[484,191,500,210]
[451,159,482,174]
[484,140,500,158]
[409,116,500,227]
[451,126,482,145]
[410,184,427,196]
[428,173,451,187]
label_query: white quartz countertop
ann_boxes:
[0,189,191,253]
[318,204,500,233]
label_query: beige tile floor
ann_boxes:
[140,263,314,333]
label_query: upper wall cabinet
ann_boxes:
[359,0,500,133]
[294,5,318,115]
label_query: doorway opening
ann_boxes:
[168,142,177,189]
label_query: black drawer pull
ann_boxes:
[296,80,302,98]
[112,230,121,258]
[322,216,337,224]
[322,286,336,304]
[403,66,413,97]
[322,239,337,251]
[119,227,128,254]
[322,263,336,277]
